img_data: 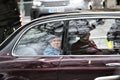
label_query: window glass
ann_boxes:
[13,21,64,56]
[67,18,120,55]
[13,18,120,56]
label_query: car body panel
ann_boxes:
[58,56,120,80]
[0,57,61,80]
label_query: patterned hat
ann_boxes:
[47,34,58,42]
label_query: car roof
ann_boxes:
[32,9,120,21]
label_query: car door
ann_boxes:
[58,16,120,80]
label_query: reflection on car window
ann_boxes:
[13,18,120,56]
[68,19,100,55]
[67,19,120,55]
[13,21,63,56]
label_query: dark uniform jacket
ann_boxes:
[71,39,101,55]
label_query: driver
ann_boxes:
[71,33,101,55]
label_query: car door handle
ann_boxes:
[106,63,120,67]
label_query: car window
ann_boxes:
[13,21,64,56]
[67,18,120,55]
[13,18,120,56]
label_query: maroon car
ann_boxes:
[0,11,120,80]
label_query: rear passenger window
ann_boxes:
[13,21,63,56]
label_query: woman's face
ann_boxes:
[49,38,61,50]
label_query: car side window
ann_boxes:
[13,21,63,56]
[67,19,120,55]
[67,19,99,55]
[13,18,120,56]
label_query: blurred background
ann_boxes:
[18,0,120,25]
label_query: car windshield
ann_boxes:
[13,18,120,56]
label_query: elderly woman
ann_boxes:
[43,35,61,55]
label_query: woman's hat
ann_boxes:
[47,35,58,42]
